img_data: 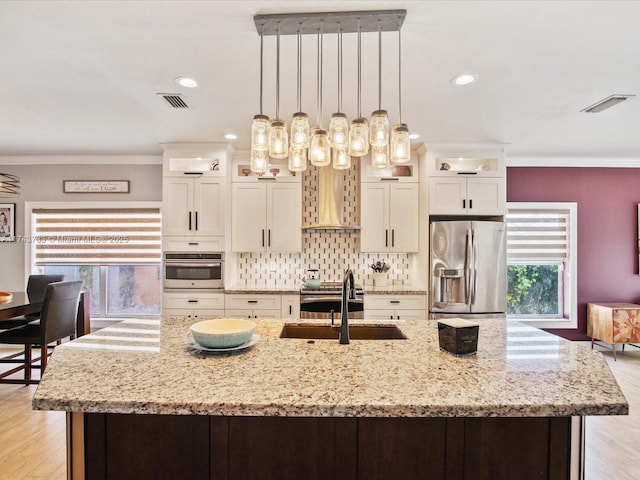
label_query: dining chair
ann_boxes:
[0,280,83,385]
[0,274,66,330]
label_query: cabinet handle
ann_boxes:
[289,305,292,315]
[262,229,265,247]
[396,315,401,320]
[195,211,199,230]
[392,229,395,247]
[189,211,192,230]
[268,229,271,247]
[385,229,389,247]
[390,300,400,304]
[188,242,199,246]
[462,199,466,209]
[380,177,399,182]
[183,172,203,176]
[248,300,258,304]
[389,315,393,320]
[469,199,473,209]
[188,300,198,304]
[456,172,477,175]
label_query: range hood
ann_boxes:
[302,166,360,231]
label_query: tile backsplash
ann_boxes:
[236,158,412,288]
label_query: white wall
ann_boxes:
[0,161,162,290]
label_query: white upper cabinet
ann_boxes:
[161,143,231,177]
[361,182,419,253]
[426,144,505,216]
[232,182,301,253]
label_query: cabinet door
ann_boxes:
[194,178,224,236]
[232,183,267,252]
[428,177,467,215]
[364,309,398,321]
[466,178,505,215]
[267,183,302,252]
[281,295,300,319]
[389,183,419,253]
[163,177,195,236]
[361,183,390,252]
[396,310,426,321]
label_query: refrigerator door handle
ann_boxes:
[471,228,479,305]
[465,228,473,305]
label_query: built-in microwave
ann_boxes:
[163,252,224,289]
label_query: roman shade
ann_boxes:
[32,208,161,265]
[506,207,570,263]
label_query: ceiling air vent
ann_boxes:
[580,94,635,113]
[157,93,189,108]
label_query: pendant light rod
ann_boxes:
[337,25,342,113]
[398,21,402,122]
[254,9,406,35]
[296,26,302,112]
[315,21,325,126]
[259,23,265,115]
[357,19,362,118]
[377,24,382,110]
[275,22,281,119]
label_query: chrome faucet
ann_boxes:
[340,269,355,344]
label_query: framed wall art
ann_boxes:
[0,203,15,242]
[63,180,130,193]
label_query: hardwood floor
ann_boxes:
[0,342,638,480]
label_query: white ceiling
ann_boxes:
[1,0,640,163]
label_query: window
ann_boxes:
[29,205,162,318]
[506,203,577,328]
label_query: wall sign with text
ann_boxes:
[63,180,130,193]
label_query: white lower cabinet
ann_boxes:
[365,295,427,321]
[225,294,282,319]
[281,295,300,319]
[163,291,225,320]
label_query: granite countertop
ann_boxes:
[32,317,628,418]
[224,284,426,295]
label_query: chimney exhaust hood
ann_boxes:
[302,166,360,231]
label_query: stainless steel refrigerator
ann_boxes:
[430,220,506,318]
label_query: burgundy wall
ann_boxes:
[507,167,640,340]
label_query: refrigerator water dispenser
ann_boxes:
[435,268,466,305]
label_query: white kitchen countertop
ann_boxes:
[32,317,628,418]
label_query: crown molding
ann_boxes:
[506,156,640,168]
[0,155,161,165]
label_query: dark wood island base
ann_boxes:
[70,413,576,480]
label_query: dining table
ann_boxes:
[0,291,91,336]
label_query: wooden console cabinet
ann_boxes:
[587,302,640,360]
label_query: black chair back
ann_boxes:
[39,281,83,345]
[26,274,66,303]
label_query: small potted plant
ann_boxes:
[370,260,390,287]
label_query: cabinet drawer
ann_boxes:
[163,237,225,252]
[163,293,225,310]
[225,294,281,310]
[365,295,426,310]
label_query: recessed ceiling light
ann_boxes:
[451,74,478,86]
[408,133,420,140]
[175,76,199,88]
[224,133,238,140]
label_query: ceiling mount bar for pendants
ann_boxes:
[254,9,406,35]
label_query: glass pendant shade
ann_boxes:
[288,145,307,172]
[370,109,389,147]
[250,148,269,174]
[348,118,369,156]
[251,114,270,151]
[290,112,310,149]
[332,144,351,170]
[329,113,349,147]
[390,123,411,164]
[309,128,331,167]
[371,144,389,169]
[269,119,289,159]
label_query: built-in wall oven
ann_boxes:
[163,252,224,289]
[300,282,364,320]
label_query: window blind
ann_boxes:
[32,208,161,265]
[506,207,569,262]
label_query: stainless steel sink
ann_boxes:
[279,323,407,340]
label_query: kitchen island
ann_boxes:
[33,317,627,480]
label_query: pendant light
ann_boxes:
[251,24,269,173]
[330,26,350,170]
[370,25,389,169]
[269,23,289,160]
[289,26,309,172]
[348,20,369,157]
[390,19,411,164]
[309,22,331,167]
